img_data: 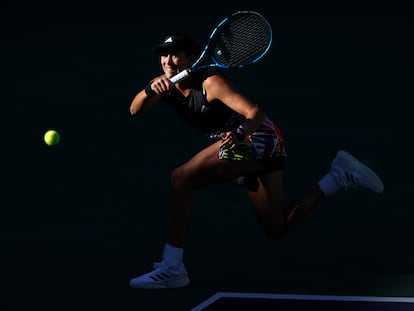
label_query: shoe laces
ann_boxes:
[152,262,183,278]
[153,262,181,272]
[340,171,360,190]
[153,262,166,270]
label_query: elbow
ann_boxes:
[253,106,266,123]
[130,102,142,116]
[130,92,144,116]
[130,105,137,116]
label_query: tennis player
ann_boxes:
[128,33,384,289]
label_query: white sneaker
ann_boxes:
[331,150,384,193]
[129,262,190,289]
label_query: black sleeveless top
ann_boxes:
[163,69,245,135]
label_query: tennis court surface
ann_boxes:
[191,292,414,310]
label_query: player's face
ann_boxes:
[160,51,194,79]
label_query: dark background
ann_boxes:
[1,1,413,310]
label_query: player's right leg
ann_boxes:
[248,150,384,239]
[247,170,325,239]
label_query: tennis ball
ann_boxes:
[44,130,60,146]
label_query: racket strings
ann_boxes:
[211,13,271,67]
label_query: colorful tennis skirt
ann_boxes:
[219,116,287,161]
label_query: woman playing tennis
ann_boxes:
[128,32,384,289]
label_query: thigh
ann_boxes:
[247,170,286,231]
[175,140,264,187]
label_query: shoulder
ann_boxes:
[202,68,227,80]
[203,70,231,89]
[192,68,227,82]
[190,69,228,91]
[202,70,238,101]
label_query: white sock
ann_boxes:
[162,243,183,267]
[318,171,341,196]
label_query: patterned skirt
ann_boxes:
[219,116,287,163]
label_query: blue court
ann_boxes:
[192,293,414,310]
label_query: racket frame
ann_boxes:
[169,11,272,84]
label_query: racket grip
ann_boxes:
[169,69,192,84]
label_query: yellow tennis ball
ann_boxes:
[44,130,60,146]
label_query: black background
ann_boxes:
[1,1,413,310]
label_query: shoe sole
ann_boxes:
[336,150,384,193]
[129,275,190,289]
[129,279,190,289]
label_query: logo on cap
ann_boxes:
[164,37,173,43]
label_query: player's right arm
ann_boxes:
[130,75,165,116]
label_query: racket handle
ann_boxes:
[169,68,192,84]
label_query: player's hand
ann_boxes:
[220,131,238,150]
[151,77,172,95]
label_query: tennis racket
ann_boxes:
[169,10,272,84]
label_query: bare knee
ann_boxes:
[171,165,201,192]
[171,166,188,192]
[253,208,288,240]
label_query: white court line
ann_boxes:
[190,292,414,311]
